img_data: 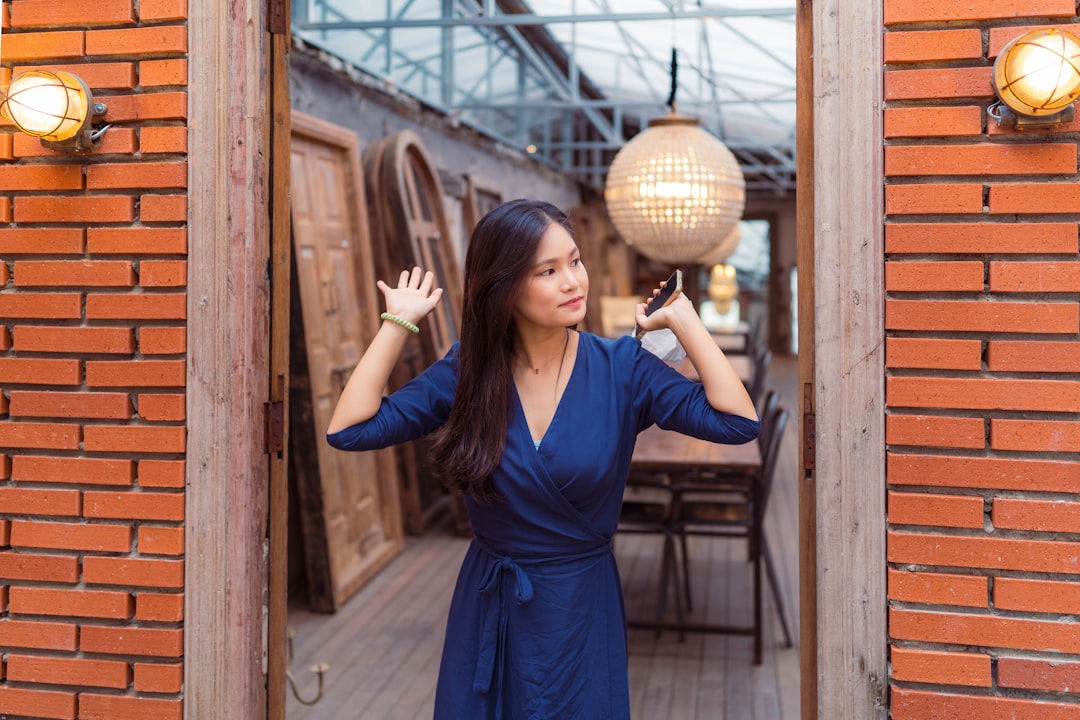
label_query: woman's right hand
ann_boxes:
[377,266,444,326]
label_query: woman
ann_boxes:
[327,199,758,719]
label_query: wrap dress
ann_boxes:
[327,332,760,720]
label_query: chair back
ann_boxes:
[754,405,788,524]
[748,346,772,408]
[756,390,780,446]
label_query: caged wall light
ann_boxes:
[0,70,108,151]
[989,28,1080,130]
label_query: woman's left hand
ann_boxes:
[634,291,697,335]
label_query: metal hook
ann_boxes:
[285,627,330,706]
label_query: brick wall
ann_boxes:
[0,1,187,718]
[884,0,1080,716]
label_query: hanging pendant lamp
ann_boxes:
[604,50,745,265]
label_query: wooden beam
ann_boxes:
[809,0,888,717]
[186,0,274,717]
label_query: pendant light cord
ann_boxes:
[666,48,678,112]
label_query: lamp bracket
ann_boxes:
[988,99,1074,131]
[39,102,109,153]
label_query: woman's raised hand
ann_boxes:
[377,266,444,326]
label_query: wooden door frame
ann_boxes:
[798,0,887,718]
[185,1,283,717]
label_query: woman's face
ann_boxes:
[513,221,589,331]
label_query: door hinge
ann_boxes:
[266,400,285,455]
[268,0,288,35]
[802,412,815,471]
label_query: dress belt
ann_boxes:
[471,535,613,715]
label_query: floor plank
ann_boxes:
[286,354,800,719]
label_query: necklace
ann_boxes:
[522,329,570,376]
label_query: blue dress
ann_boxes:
[327,332,759,720]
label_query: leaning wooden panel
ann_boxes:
[289,110,404,611]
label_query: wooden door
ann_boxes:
[289,111,403,611]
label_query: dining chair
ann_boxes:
[747,344,772,410]
[617,471,684,638]
[671,404,793,664]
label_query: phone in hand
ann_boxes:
[634,269,683,339]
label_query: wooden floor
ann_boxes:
[286,354,800,720]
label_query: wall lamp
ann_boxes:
[0,70,108,152]
[989,28,1080,130]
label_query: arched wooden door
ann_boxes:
[289,111,403,611]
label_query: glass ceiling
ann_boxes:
[291,1,797,197]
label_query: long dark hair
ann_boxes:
[429,199,574,503]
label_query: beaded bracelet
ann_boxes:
[380,312,420,334]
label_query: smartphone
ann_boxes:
[634,269,683,339]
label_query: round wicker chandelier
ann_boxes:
[696,222,741,266]
[604,52,745,265]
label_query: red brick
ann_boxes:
[80,625,183,657]
[989,24,1072,58]
[0,165,83,191]
[0,459,8,480]
[140,126,187,155]
[993,497,1080,533]
[0,135,11,161]
[0,357,81,384]
[8,587,133,619]
[884,29,983,63]
[884,0,1075,24]
[8,390,133,420]
[0,197,10,222]
[888,222,1077,254]
[999,657,1080,693]
[991,184,1080,214]
[0,487,80,516]
[885,261,982,292]
[14,260,135,287]
[84,491,183,522]
[14,126,137,157]
[136,592,183,621]
[140,260,186,287]
[992,418,1080,452]
[885,107,984,138]
[10,0,134,27]
[995,577,1080,615]
[11,520,131,552]
[0,326,9,350]
[140,59,187,88]
[86,25,187,56]
[990,261,1080,292]
[888,531,1080,575]
[889,453,1080,493]
[890,647,990,687]
[892,412,971,449]
[79,694,181,720]
[87,227,186,254]
[86,293,186,320]
[0,552,78,583]
[0,229,84,254]
[0,619,77,651]
[889,377,1080,412]
[892,688,1080,720]
[886,338,982,370]
[87,161,187,190]
[6,653,130,690]
[138,459,184,488]
[885,184,983,215]
[133,662,183,693]
[14,196,135,223]
[887,568,988,608]
[138,393,185,421]
[884,67,994,101]
[139,327,186,355]
[886,300,1077,333]
[892,608,1080,656]
[86,359,185,387]
[83,557,183,589]
[103,92,187,123]
[140,0,187,21]
[12,62,136,90]
[138,526,184,556]
[83,425,185,453]
[0,422,81,450]
[140,194,186,222]
[0,293,82,320]
[988,341,1080,372]
[13,326,134,354]
[886,144,1076,177]
[888,491,983,529]
[0,31,84,62]
[0,686,75,720]
[13,456,134,486]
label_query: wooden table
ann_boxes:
[625,426,762,638]
[667,353,753,386]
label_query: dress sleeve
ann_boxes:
[625,337,760,445]
[325,344,458,452]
